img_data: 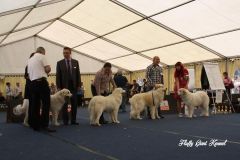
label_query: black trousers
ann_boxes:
[24,79,31,99]
[77,94,84,107]
[91,84,107,122]
[29,78,50,130]
[62,80,77,124]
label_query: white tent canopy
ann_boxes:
[0,0,239,74]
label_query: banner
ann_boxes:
[160,100,170,111]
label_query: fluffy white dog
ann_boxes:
[129,84,165,120]
[88,88,123,126]
[13,89,72,126]
[178,88,209,118]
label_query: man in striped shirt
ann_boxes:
[146,56,164,119]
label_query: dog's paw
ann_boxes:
[90,123,101,127]
[200,114,209,117]
[54,122,61,126]
[115,121,120,124]
[23,122,29,127]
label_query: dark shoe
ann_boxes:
[33,127,41,132]
[42,127,56,132]
[159,114,165,119]
[63,121,69,125]
[100,120,108,124]
[71,122,79,125]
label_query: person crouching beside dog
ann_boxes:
[174,62,189,117]
[146,56,164,119]
[91,62,117,124]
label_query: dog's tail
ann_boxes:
[13,99,29,115]
[88,98,96,110]
[88,97,96,123]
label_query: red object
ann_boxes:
[223,77,234,89]
[174,63,189,100]
[67,105,71,112]
[160,100,170,111]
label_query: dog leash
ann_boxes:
[152,91,155,106]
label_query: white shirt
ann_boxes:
[6,86,12,96]
[13,86,22,97]
[28,53,49,81]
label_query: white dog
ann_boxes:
[178,88,209,118]
[13,89,72,126]
[88,88,123,126]
[129,84,165,120]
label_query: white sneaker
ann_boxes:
[178,113,183,117]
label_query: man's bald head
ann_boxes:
[153,56,160,66]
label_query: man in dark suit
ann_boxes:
[56,47,81,125]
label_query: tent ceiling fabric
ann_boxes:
[74,38,132,61]
[0,38,35,74]
[196,30,240,57]
[104,20,184,51]
[0,0,38,14]
[153,0,240,38]
[38,20,96,47]
[0,0,239,73]
[1,23,50,45]
[116,0,191,16]
[35,37,119,73]
[0,37,119,74]
[107,54,152,71]
[142,42,219,65]
[62,0,141,35]
[0,10,28,35]
[0,35,6,43]
[40,0,54,3]
[15,0,80,30]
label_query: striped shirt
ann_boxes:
[146,64,163,87]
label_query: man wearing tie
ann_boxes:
[56,47,81,125]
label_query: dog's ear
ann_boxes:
[60,90,64,96]
[114,88,123,94]
[182,89,187,95]
[117,88,122,94]
[154,84,164,90]
[60,89,68,96]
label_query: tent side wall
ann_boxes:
[0,37,120,75]
[0,59,240,98]
[129,59,240,93]
[0,73,131,99]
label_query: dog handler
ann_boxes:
[91,62,116,124]
[174,62,189,117]
[146,56,164,119]
[28,47,55,132]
